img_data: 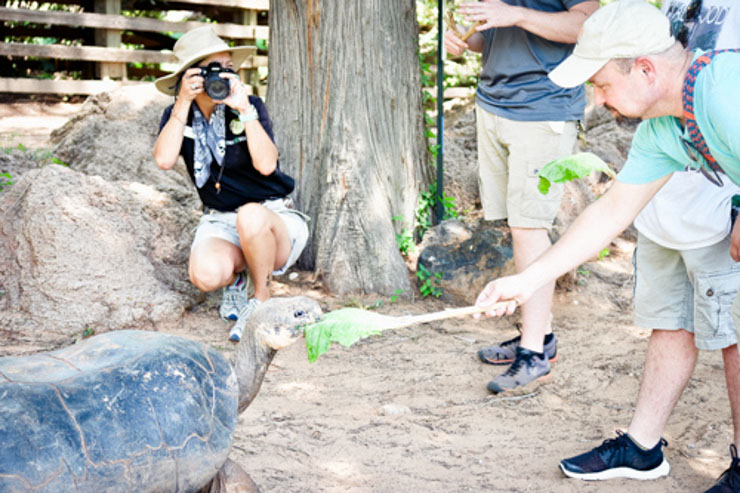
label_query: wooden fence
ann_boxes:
[0,0,269,96]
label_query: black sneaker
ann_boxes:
[706,444,740,492]
[478,332,558,365]
[560,432,670,480]
[486,346,551,394]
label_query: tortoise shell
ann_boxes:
[0,330,239,492]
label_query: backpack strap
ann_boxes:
[681,49,739,173]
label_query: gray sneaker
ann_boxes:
[228,298,261,343]
[219,272,249,321]
[478,333,558,366]
[487,346,551,394]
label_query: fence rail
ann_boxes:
[1,1,269,96]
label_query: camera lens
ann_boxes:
[205,76,230,99]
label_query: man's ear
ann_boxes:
[633,56,657,83]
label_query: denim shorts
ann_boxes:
[192,198,310,276]
[633,232,739,350]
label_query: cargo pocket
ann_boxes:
[695,270,740,341]
[521,160,562,222]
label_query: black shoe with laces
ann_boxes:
[478,332,558,365]
[706,444,740,492]
[560,431,670,480]
[486,346,551,394]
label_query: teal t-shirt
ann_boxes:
[618,50,740,186]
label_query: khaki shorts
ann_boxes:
[192,198,310,276]
[634,233,739,350]
[476,104,577,229]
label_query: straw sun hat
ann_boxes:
[154,26,253,96]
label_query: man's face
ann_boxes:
[588,61,651,120]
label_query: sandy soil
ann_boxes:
[0,102,735,493]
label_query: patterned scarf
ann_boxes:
[191,104,226,188]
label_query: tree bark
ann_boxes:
[267,0,430,295]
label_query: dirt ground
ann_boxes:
[1,102,735,492]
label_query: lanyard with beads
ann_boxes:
[681,49,739,174]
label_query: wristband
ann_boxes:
[238,105,259,123]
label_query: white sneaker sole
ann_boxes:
[560,458,670,480]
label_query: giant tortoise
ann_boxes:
[0,296,321,492]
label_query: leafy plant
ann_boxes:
[417,263,443,298]
[390,289,404,303]
[597,248,610,261]
[0,172,14,191]
[415,181,461,240]
[392,215,416,256]
[538,152,616,195]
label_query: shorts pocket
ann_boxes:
[695,270,740,340]
[519,161,562,221]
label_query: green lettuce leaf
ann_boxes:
[538,152,616,195]
[304,308,385,363]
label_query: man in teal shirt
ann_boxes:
[472,0,740,490]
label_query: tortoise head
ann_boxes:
[253,296,322,350]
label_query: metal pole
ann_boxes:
[435,0,445,225]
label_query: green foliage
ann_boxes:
[0,172,14,191]
[597,248,610,261]
[415,181,461,240]
[390,289,404,303]
[417,263,443,298]
[538,152,616,195]
[392,216,415,256]
[416,0,481,91]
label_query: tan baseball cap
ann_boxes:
[549,0,676,88]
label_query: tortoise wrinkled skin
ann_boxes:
[0,296,321,493]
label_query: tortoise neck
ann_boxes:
[232,326,276,414]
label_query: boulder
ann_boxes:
[0,164,200,347]
[417,219,515,305]
[50,84,198,206]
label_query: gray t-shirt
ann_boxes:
[475,0,589,122]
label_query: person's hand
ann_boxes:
[474,274,533,318]
[444,28,468,56]
[178,68,204,102]
[731,214,740,262]
[212,72,250,113]
[459,0,521,31]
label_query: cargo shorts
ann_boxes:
[476,104,577,230]
[634,233,740,350]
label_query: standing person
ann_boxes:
[443,0,599,394]
[473,1,740,490]
[152,26,309,343]
[559,1,740,488]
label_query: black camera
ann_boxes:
[199,62,236,100]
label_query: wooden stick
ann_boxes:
[444,10,484,42]
[386,300,516,330]
[460,21,484,42]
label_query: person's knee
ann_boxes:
[236,203,271,240]
[189,258,232,292]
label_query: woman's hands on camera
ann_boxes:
[211,72,251,114]
[179,68,204,101]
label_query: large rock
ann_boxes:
[417,219,515,305]
[0,164,200,346]
[50,84,197,206]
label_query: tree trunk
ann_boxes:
[267,0,430,295]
